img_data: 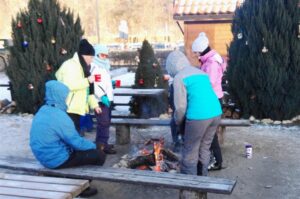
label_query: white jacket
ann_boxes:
[90,63,114,102]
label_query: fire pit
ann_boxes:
[113,137,180,173]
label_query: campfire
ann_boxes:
[113,138,180,173]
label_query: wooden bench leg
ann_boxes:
[179,190,207,199]
[116,124,130,145]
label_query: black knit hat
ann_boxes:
[78,39,95,56]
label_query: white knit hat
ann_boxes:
[192,32,209,53]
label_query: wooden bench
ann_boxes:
[0,156,236,199]
[111,118,251,145]
[0,172,89,199]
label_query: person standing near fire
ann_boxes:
[166,50,222,176]
[192,32,226,171]
[90,44,116,154]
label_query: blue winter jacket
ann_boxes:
[30,80,96,169]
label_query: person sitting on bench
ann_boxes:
[30,80,106,169]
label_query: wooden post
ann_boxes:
[179,190,207,199]
[116,124,130,145]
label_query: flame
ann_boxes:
[153,138,164,172]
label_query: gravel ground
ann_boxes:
[0,114,299,199]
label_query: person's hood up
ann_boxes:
[44,80,69,111]
[93,44,111,71]
[166,50,190,77]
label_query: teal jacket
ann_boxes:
[166,50,222,125]
[30,80,96,169]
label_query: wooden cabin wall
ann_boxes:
[184,22,232,67]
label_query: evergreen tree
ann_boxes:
[7,0,83,113]
[130,40,168,118]
[227,0,300,120]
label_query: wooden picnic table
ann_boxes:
[113,88,165,96]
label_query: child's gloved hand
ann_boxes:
[111,80,116,89]
[101,95,110,107]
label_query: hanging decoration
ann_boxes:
[22,40,29,48]
[237,32,243,39]
[298,24,300,38]
[245,41,248,45]
[152,62,158,68]
[139,78,144,85]
[59,17,65,27]
[27,83,34,90]
[17,21,22,28]
[51,37,56,44]
[154,75,159,88]
[60,48,67,55]
[262,38,268,53]
[37,17,43,24]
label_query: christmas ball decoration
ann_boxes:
[28,84,34,90]
[163,74,170,81]
[17,21,22,28]
[139,78,144,85]
[22,41,29,48]
[60,48,67,55]
[51,37,56,44]
[245,41,248,45]
[152,63,158,68]
[262,46,268,53]
[237,32,243,39]
[37,18,43,24]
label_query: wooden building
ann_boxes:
[173,0,244,66]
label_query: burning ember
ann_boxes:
[113,137,180,173]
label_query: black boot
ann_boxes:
[197,161,203,176]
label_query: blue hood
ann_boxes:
[93,44,111,71]
[44,80,69,111]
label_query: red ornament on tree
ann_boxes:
[139,78,144,85]
[17,21,22,28]
[37,18,43,24]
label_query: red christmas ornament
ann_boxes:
[17,21,22,28]
[163,74,170,81]
[139,78,144,85]
[37,18,43,24]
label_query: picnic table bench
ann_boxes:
[0,156,236,199]
[0,172,89,199]
[111,118,251,145]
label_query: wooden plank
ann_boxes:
[0,195,33,199]
[0,173,89,187]
[0,156,236,194]
[111,118,251,127]
[0,179,84,197]
[114,88,165,96]
[0,187,72,199]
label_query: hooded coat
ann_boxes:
[166,51,222,125]
[30,80,96,169]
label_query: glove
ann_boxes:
[101,95,110,107]
[111,80,116,89]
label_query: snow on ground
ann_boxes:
[0,72,11,101]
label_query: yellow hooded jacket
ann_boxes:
[55,53,98,115]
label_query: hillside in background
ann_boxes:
[0,0,183,44]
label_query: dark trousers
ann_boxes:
[68,113,81,133]
[95,103,111,146]
[209,98,223,165]
[57,149,106,169]
[210,133,223,165]
[170,117,185,143]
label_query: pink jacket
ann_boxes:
[200,50,226,99]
